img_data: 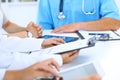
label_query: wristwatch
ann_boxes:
[27,31,33,38]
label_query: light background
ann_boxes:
[1,0,120,27]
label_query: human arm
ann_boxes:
[1,7,26,33]
[0,34,65,52]
[52,18,120,33]
[3,63,100,80]
[3,21,42,38]
[3,20,26,33]
[3,58,61,80]
[4,21,43,38]
[52,0,120,33]
[5,31,28,38]
[1,8,42,38]
[0,35,44,52]
[6,50,79,70]
[1,3,42,38]
[1,35,78,63]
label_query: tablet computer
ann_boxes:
[58,61,104,80]
[34,61,104,80]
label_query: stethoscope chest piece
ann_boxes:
[58,12,65,20]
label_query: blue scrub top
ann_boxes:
[36,0,120,30]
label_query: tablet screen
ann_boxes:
[59,62,104,80]
[42,35,79,43]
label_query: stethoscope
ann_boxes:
[82,0,96,15]
[58,0,96,20]
[58,0,65,20]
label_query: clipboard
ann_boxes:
[41,38,96,54]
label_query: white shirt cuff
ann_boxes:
[0,69,6,80]
[51,55,63,66]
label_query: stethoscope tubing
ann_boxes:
[59,0,63,12]
[58,0,96,20]
[82,0,96,15]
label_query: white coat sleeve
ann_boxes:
[0,5,8,25]
[0,35,44,52]
[8,52,63,70]
[0,69,6,80]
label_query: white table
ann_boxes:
[61,40,120,80]
[99,41,120,80]
[43,30,120,80]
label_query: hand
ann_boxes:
[74,74,101,80]
[61,50,79,64]
[4,58,61,80]
[26,22,43,38]
[42,38,65,48]
[22,58,61,79]
[52,23,80,33]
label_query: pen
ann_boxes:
[88,33,107,36]
[98,38,120,41]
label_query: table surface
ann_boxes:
[43,30,120,80]
[63,41,120,80]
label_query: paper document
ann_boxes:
[79,30,120,39]
[43,30,79,37]
[43,30,120,40]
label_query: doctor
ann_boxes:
[37,0,120,32]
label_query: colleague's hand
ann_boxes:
[52,23,80,33]
[61,50,79,64]
[22,58,61,79]
[74,74,101,80]
[26,22,43,38]
[42,38,65,48]
[4,58,61,80]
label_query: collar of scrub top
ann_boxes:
[58,0,96,20]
